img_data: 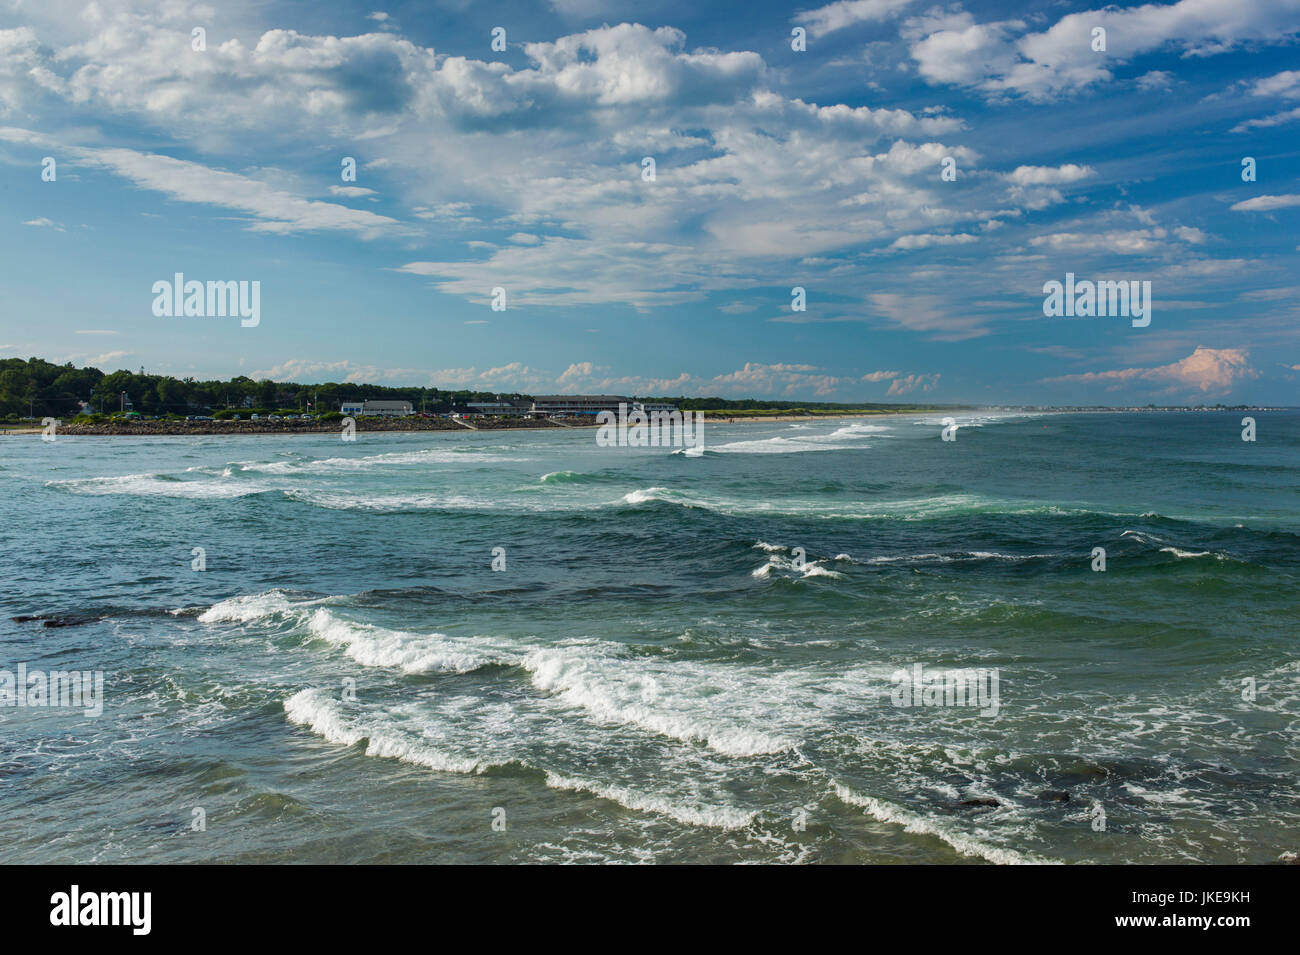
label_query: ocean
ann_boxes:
[2,411,1297,864]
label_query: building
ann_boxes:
[340,400,414,417]
[530,395,632,416]
[465,400,529,417]
[362,400,413,416]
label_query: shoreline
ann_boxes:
[0,411,914,437]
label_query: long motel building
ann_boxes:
[340,396,679,418]
[529,396,678,417]
[339,400,414,417]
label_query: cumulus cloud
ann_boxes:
[546,360,938,399]
[1249,69,1300,98]
[886,373,940,395]
[1005,164,1094,186]
[0,12,1050,315]
[1044,347,1258,395]
[1136,70,1174,91]
[907,0,1300,101]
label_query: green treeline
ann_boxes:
[0,357,526,418]
[0,356,959,419]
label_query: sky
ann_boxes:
[0,0,1297,404]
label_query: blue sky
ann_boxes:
[1,0,1297,403]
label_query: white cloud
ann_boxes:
[890,232,978,250]
[868,292,989,340]
[798,0,915,39]
[1230,194,1300,212]
[1045,347,1258,395]
[19,140,411,238]
[908,0,1300,101]
[1232,106,1300,132]
[1030,228,1169,254]
[329,185,377,198]
[1249,69,1300,98]
[1005,164,1094,186]
[886,372,940,395]
[1136,70,1174,91]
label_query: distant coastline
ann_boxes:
[0,410,913,436]
[0,406,1288,437]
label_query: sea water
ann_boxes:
[1,411,1296,864]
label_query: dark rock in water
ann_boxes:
[43,616,100,628]
[1037,790,1070,802]
[957,798,1000,808]
[12,614,101,628]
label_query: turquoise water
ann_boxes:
[2,411,1297,864]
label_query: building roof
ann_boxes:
[532,395,631,402]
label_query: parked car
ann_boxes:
[250,414,260,421]
[268,414,282,422]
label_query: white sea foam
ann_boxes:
[831,782,1056,865]
[47,473,263,499]
[305,608,514,674]
[284,689,483,774]
[853,550,1054,564]
[521,647,795,757]
[705,436,858,454]
[705,421,890,455]
[544,772,757,830]
[751,554,845,579]
[284,489,494,512]
[1159,546,1220,560]
[242,448,525,474]
[197,590,312,623]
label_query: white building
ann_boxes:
[340,400,414,417]
[465,401,529,417]
[531,395,632,416]
[362,400,414,416]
